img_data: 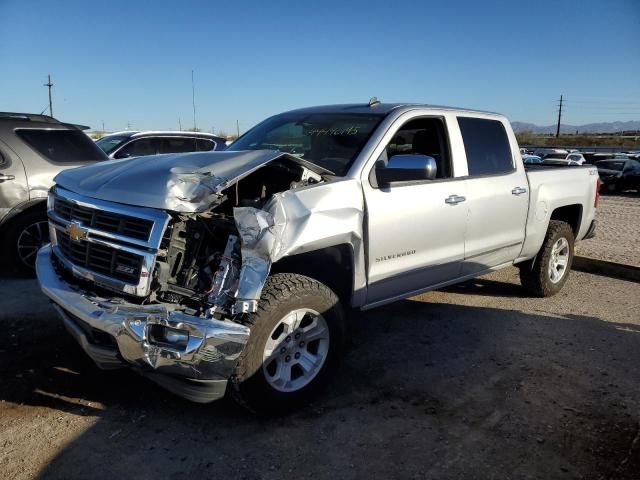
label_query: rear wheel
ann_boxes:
[519,220,574,297]
[5,210,49,275]
[232,273,346,414]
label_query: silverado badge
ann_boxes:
[65,222,88,242]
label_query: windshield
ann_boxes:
[96,134,132,154]
[597,160,625,171]
[226,112,385,176]
[16,129,107,163]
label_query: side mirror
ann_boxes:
[376,154,437,185]
[114,151,132,159]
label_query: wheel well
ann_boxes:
[270,244,354,306]
[550,204,582,236]
[0,199,47,232]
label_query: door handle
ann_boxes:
[0,174,15,182]
[511,186,527,195]
[445,195,466,205]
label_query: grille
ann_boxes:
[57,230,143,284]
[54,196,153,241]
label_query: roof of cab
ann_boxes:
[281,103,501,117]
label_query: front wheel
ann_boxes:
[519,220,574,297]
[5,210,50,275]
[232,273,346,414]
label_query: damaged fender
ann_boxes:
[233,178,367,310]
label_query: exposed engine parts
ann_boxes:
[151,157,323,318]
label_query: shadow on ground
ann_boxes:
[1,271,639,480]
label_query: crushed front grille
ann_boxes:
[54,195,153,241]
[57,230,143,284]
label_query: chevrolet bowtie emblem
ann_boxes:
[65,222,88,242]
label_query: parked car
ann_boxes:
[36,103,599,412]
[96,131,227,159]
[0,112,107,272]
[522,154,542,164]
[533,148,568,158]
[595,159,640,193]
[540,152,586,165]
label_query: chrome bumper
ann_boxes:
[36,245,250,403]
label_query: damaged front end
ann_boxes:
[38,150,360,402]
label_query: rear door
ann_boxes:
[456,116,529,275]
[0,140,28,215]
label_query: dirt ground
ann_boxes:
[1,266,639,480]
[576,193,640,267]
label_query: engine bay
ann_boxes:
[150,159,324,318]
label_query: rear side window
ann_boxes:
[196,139,215,151]
[115,138,157,158]
[16,129,106,163]
[457,118,514,176]
[159,137,197,154]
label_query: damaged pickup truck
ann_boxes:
[36,103,600,412]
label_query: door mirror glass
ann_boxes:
[376,154,437,185]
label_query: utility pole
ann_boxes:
[127,120,131,130]
[236,119,240,137]
[178,118,182,131]
[101,120,105,132]
[44,74,53,117]
[191,69,197,131]
[556,94,563,138]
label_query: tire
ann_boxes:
[519,220,574,297]
[4,210,50,275]
[231,273,346,414]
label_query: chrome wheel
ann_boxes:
[262,308,330,393]
[548,237,569,284]
[16,221,49,268]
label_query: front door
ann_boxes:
[363,116,467,306]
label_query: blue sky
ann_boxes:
[1,0,639,133]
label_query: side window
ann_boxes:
[159,137,197,154]
[196,139,215,151]
[378,117,452,179]
[115,138,157,158]
[457,117,514,176]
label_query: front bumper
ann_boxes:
[36,245,250,403]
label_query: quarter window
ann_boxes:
[457,117,514,176]
[196,139,215,151]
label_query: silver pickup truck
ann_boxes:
[36,103,599,413]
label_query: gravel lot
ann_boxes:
[1,266,639,480]
[576,193,640,267]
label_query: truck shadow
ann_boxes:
[1,272,639,479]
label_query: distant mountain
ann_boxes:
[512,120,640,134]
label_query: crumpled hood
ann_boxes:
[54,150,318,213]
